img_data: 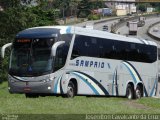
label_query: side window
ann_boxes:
[158,48,160,60]
[128,43,139,61]
[71,35,116,59]
[61,34,73,44]
[128,43,157,63]
[88,37,99,57]
[71,35,157,63]
[146,45,157,63]
[114,41,129,60]
[100,39,115,59]
[54,34,72,71]
[71,35,92,59]
[54,44,69,71]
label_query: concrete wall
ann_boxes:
[116,9,127,16]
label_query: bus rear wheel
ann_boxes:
[135,85,142,99]
[126,84,134,99]
[66,81,75,98]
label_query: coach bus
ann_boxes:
[1,26,158,99]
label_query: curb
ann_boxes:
[147,21,160,41]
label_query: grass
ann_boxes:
[0,82,160,119]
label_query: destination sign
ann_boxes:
[16,39,31,43]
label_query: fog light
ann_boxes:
[48,86,51,90]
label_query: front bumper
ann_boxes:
[8,80,54,94]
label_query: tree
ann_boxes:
[0,0,59,81]
[151,3,160,12]
[90,0,104,9]
[0,0,21,9]
[137,3,150,12]
[77,0,91,18]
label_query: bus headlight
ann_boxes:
[43,79,52,83]
[48,86,51,90]
[8,76,16,83]
[43,75,52,83]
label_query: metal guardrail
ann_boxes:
[110,13,159,34]
[111,16,138,33]
[94,17,120,25]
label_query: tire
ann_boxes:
[135,85,142,99]
[25,93,39,98]
[126,84,134,100]
[66,81,75,98]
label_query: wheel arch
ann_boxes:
[126,82,134,94]
[127,82,134,89]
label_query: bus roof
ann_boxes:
[16,27,60,38]
[16,26,157,46]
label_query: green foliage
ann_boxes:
[90,0,104,9]
[137,4,146,12]
[0,0,105,81]
[77,0,91,18]
[77,0,105,18]
[0,3,59,40]
[88,14,100,20]
[0,82,160,115]
[0,7,34,39]
[0,0,60,81]
[156,7,160,12]
[154,3,160,12]
[0,0,21,9]
[0,55,9,81]
[137,3,151,12]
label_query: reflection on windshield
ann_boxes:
[9,38,55,76]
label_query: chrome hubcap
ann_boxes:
[136,89,141,98]
[67,86,74,97]
[128,89,132,99]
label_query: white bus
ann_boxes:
[1,26,158,99]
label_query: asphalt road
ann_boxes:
[93,19,119,32]
[149,23,160,40]
[75,17,120,32]
[116,16,160,44]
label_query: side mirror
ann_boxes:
[1,43,12,58]
[51,41,65,57]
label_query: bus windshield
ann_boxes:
[9,38,55,76]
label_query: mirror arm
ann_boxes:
[51,41,65,57]
[1,43,12,58]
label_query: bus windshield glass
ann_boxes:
[9,38,55,76]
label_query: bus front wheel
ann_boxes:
[126,84,134,99]
[66,81,75,98]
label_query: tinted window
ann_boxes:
[54,34,72,71]
[54,44,69,71]
[158,48,160,60]
[71,35,157,63]
[61,34,73,44]
[100,39,115,59]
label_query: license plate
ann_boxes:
[24,87,31,91]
